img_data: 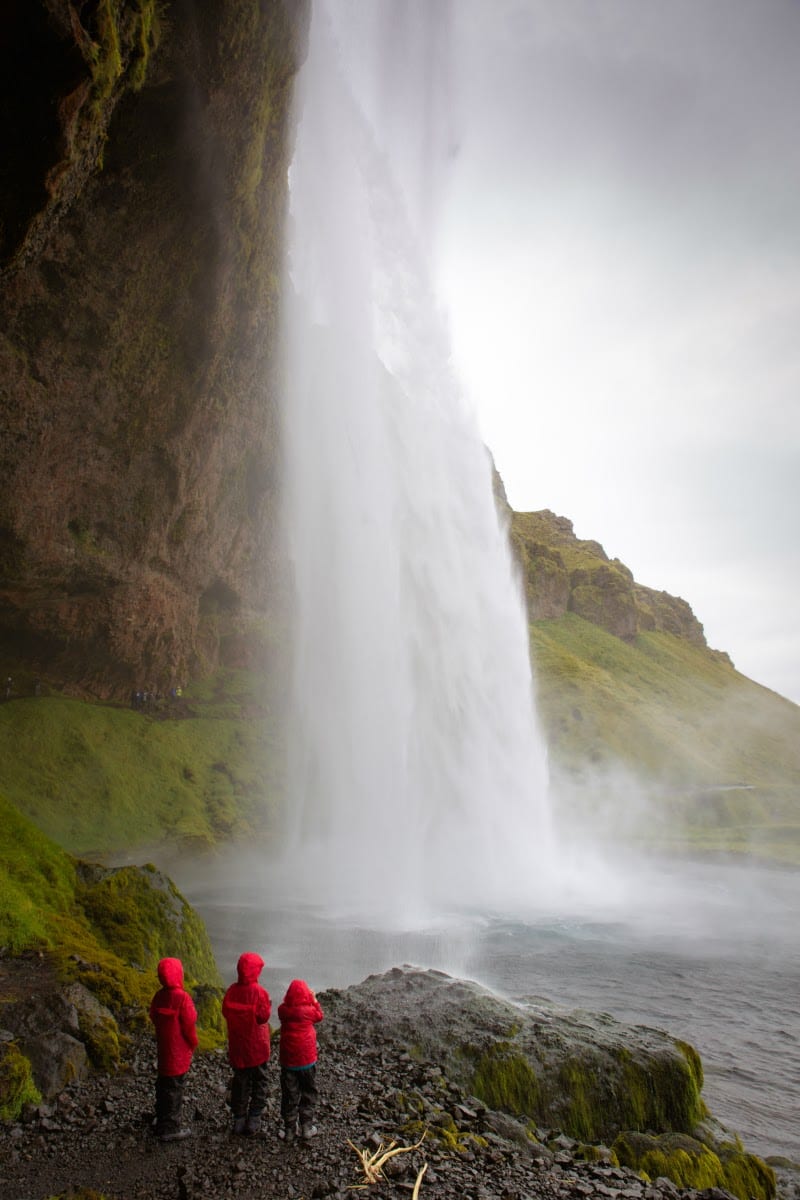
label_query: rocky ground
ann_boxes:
[3,968,799,1200]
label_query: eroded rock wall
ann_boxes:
[510,507,722,653]
[0,0,309,697]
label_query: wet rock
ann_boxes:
[24,1030,88,1099]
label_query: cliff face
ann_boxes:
[0,0,309,697]
[510,507,726,658]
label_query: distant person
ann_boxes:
[4,677,11,699]
[148,957,198,1142]
[278,979,324,1142]
[222,952,272,1136]
[33,678,41,696]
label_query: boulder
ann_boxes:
[321,967,704,1143]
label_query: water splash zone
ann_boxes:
[276,2,552,922]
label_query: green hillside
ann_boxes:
[0,670,281,858]
[529,611,800,863]
[0,792,220,999]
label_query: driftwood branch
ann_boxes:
[347,1132,427,1188]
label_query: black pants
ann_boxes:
[231,1061,270,1118]
[280,1065,317,1130]
[155,1072,187,1135]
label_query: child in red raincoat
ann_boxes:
[278,978,324,1141]
[149,957,198,1141]
[222,951,272,1135]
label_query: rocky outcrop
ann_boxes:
[0,967,788,1200]
[324,967,707,1143]
[1,1,162,274]
[0,0,309,697]
[510,509,726,656]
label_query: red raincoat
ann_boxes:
[149,957,198,1077]
[222,952,272,1069]
[278,979,323,1068]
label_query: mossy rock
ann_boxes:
[193,983,226,1052]
[573,1142,619,1165]
[612,1130,775,1200]
[472,1042,541,1115]
[62,982,124,1072]
[467,1035,704,1144]
[0,1041,41,1122]
[76,861,221,987]
[325,969,713,1149]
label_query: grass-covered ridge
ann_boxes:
[530,614,800,863]
[0,669,281,857]
[0,793,220,991]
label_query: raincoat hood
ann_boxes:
[283,978,314,1005]
[157,957,184,988]
[236,952,265,985]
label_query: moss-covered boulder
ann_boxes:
[613,1129,775,1200]
[1,794,223,1097]
[319,967,771,1200]
[75,861,221,987]
[323,967,704,1144]
[0,1040,41,1121]
[193,982,226,1052]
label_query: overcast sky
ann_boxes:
[328,1,800,705]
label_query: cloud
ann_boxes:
[431,0,800,702]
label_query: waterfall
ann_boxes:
[277,1,553,924]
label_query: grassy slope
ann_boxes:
[2,619,797,870]
[531,614,800,862]
[0,794,219,994]
[0,669,281,857]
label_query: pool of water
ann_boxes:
[174,853,800,1162]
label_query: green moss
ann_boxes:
[720,1141,776,1200]
[471,1043,541,1115]
[77,1010,124,1072]
[90,0,124,105]
[129,0,162,91]
[48,912,155,1018]
[87,0,162,104]
[0,794,219,1039]
[193,983,226,1051]
[613,1041,706,1135]
[612,1131,775,1200]
[76,863,221,986]
[0,680,276,856]
[558,1058,598,1140]
[574,1143,619,1165]
[402,1114,486,1154]
[527,611,800,864]
[0,1042,41,1121]
[0,794,76,951]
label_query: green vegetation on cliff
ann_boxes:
[0,670,280,857]
[505,508,800,865]
[0,792,221,1016]
[529,614,800,862]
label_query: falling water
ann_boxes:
[277,2,552,923]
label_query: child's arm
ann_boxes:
[255,988,272,1025]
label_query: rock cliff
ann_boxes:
[0,0,309,697]
[0,2,730,702]
[509,507,727,660]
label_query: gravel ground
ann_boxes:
[0,1003,774,1200]
[4,967,798,1200]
